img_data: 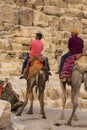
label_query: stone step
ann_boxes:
[0,62,21,76]
[0,62,20,68]
[0,67,21,76]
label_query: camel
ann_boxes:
[0,79,23,111]
[59,55,87,126]
[16,56,48,119]
[54,50,87,126]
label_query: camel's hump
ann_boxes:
[75,55,87,72]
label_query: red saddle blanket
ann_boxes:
[59,53,82,79]
[0,81,4,98]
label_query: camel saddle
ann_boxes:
[23,56,49,80]
[59,53,87,80]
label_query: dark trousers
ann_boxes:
[21,55,29,74]
[58,51,72,74]
[21,55,50,75]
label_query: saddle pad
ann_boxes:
[59,53,82,79]
[27,60,43,80]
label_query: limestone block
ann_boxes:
[82,19,87,28]
[20,7,34,26]
[65,0,83,4]
[73,19,83,33]
[0,4,19,25]
[46,87,59,100]
[61,31,70,38]
[34,11,49,27]
[0,25,4,31]
[20,26,52,38]
[68,4,82,10]
[81,4,87,12]
[11,43,23,51]
[5,0,14,4]
[65,8,84,19]
[0,54,12,62]
[83,28,87,34]
[80,34,87,41]
[79,99,87,109]
[9,25,22,37]
[43,0,51,5]
[83,12,87,19]
[54,99,62,107]
[82,0,87,5]
[43,6,65,17]
[0,100,11,128]
[50,0,67,8]
[35,6,44,11]
[0,39,9,50]
[29,0,44,6]
[14,37,30,45]
[59,17,74,31]
[48,16,60,28]
[79,91,87,99]
[5,43,12,51]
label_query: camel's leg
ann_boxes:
[38,91,46,119]
[66,70,81,126]
[38,81,46,119]
[16,80,32,116]
[27,92,34,114]
[11,101,24,111]
[60,82,67,120]
[84,72,87,91]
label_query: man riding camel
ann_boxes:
[19,33,51,79]
[55,29,84,74]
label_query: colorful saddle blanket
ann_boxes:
[59,53,82,79]
[0,80,4,98]
[24,56,49,80]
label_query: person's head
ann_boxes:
[71,29,78,36]
[36,33,42,40]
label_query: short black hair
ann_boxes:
[36,33,42,40]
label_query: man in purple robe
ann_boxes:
[55,29,84,74]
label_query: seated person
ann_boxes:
[55,29,84,74]
[20,33,51,79]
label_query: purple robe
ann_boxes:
[68,35,84,55]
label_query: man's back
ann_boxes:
[30,39,43,58]
[68,35,84,55]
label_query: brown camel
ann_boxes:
[59,55,87,126]
[16,57,47,119]
[0,80,23,111]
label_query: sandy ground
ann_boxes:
[1,74,87,130]
[11,105,87,130]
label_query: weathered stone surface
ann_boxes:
[0,100,11,128]
[0,4,19,25]
[0,0,87,75]
[43,6,65,17]
[20,7,34,26]
[34,10,49,27]
[59,17,74,31]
